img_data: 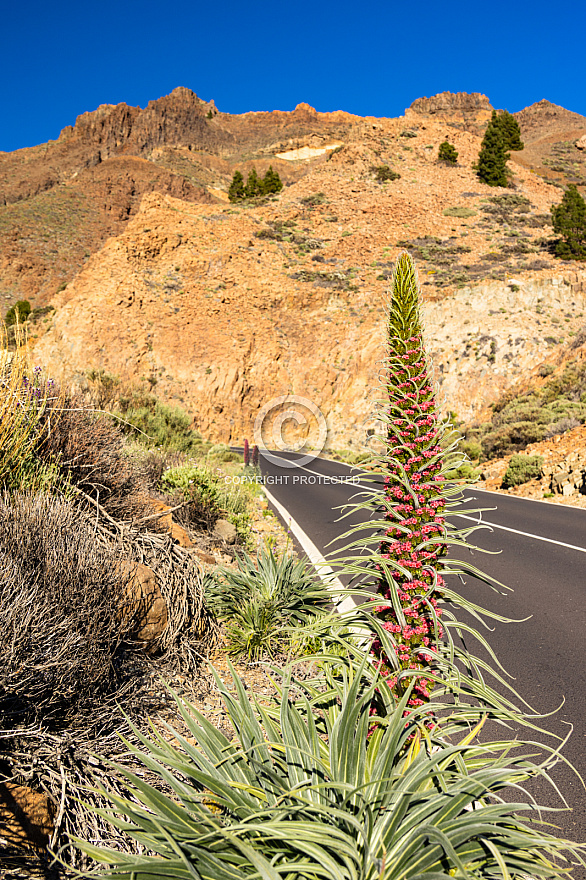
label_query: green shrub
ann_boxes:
[502,454,543,487]
[373,164,401,182]
[470,359,586,459]
[481,422,546,458]
[325,448,370,465]
[460,439,482,460]
[551,184,586,259]
[207,442,242,462]
[446,462,480,481]
[5,299,31,326]
[161,464,252,540]
[438,141,458,164]
[113,391,201,454]
[207,544,330,659]
[443,205,477,218]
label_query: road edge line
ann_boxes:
[262,486,356,613]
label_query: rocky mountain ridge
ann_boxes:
[3,88,586,448]
[406,91,494,133]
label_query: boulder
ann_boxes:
[213,518,237,544]
[191,548,216,565]
[147,499,192,547]
[481,460,507,481]
[576,134,586,151]
[0,782,54,849]
[120,561,168,641]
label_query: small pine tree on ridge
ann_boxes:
[551,184,586,259]
[477,110,509,187]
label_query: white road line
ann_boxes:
[266,453,586,555]
[263,451,363,484]
[262,486,356,612]
[470,484,586,511]
[455,514,586,554]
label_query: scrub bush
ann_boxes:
[438,141,458,164]
[502,454,543,488]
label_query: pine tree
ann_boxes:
[494,110,524,151]
[551,184,586,259]
[228,170,245,202]
[245,168,262,198]
[262,165,283,195]
[477,110,509,187]
[438,141,458,164]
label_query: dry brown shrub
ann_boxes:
[37,396,150,523]
[0,493,218,874]
[0,493,130,723]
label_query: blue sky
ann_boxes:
[3,0,585,152]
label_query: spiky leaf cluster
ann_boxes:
[75,663,586,880]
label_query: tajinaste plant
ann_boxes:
[243,437,250,467]
[332,253,522,715]
[371,252,447,706]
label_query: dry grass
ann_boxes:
[0,327,221,873]
[0,323,59,493]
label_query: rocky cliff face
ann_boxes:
[0,90,363,303]
[59,87,229,162]
[406,91,494,133]
[513,99,586,143]
[5,88,586,448]
[33,177,586,448]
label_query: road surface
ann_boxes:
[256,450,586,856]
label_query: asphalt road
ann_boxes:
[257,450,586,859]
